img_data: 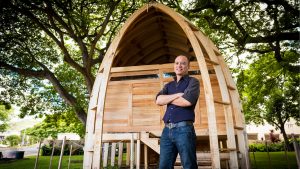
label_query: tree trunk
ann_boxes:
[279,126,290,151]
[74,107,87,127]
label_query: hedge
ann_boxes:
[249,139,300,152]
[41,144,83,156]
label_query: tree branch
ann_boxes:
[8,2,88,77]
[245,32,299,43]
[89,0,121,64]
[43,1,96,93]
[244,48,273,54]
[0,61,87,125]
[0,62,47,79]
[43,1,90,66]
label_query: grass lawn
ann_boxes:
[250,152,298,169]
[0,155,84,169]
[0,152,298,169]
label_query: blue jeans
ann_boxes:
[159,124,197,169]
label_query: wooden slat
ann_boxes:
[103,126,162,133]
[110,70,159,77]
[205,58,219,65]
[111,61,199,73]
[128,84,133,127]
[118,143,123,168]
[217,56,236,92]
[234,126,244,130]
[103,143,109,167]
[136,139,141,169]
[214,100,231,105]
[104,119,128,124]
[111,64,161,73]
[227,84,236,90]
[111,143,117,167]
[103,113,128,120]
[104,101,130,108]
[237,130,251,169]
[228,90,244,128]
[102,133,139,141]
[158,69,165,126]
[109,78,161,85]
[126,143,130,166]
[130,135,134,169]
[144,145,148,169]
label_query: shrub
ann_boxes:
[5,135,21,147]
[249,142,285,152]
[41,143,83,156]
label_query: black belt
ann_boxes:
[165,121,193,129]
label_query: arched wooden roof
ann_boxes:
[112,7,195,67]
[85,2,249,169]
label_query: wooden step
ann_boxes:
[198,160,212,166]
[176,157,212,168]
[176,159,211,165]
[174,166,212,169]
[141,132,160,154]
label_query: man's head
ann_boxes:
[174,55,190,76]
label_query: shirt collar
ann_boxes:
[173,74,189,82]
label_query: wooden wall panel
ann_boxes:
[104,84,130,129]
[101,61,232,136]
[196,81,208,128]
[132,82,161,126]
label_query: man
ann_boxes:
[156,55,200,169]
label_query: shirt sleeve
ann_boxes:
[182,77,200,105]
[156,83,168,100]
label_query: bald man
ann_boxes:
[156,55,200,169]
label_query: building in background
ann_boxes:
[246,119,300,142]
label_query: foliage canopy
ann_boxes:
[237,52,299,144]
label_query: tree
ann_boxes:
[161,0,299,72]
[0,100,12,132]
[25,111,85,139]
[0,0,142,126]
[237,52,300,146]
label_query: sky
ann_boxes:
[7,106,43,132]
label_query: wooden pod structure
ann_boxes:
[83,2,250,169]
